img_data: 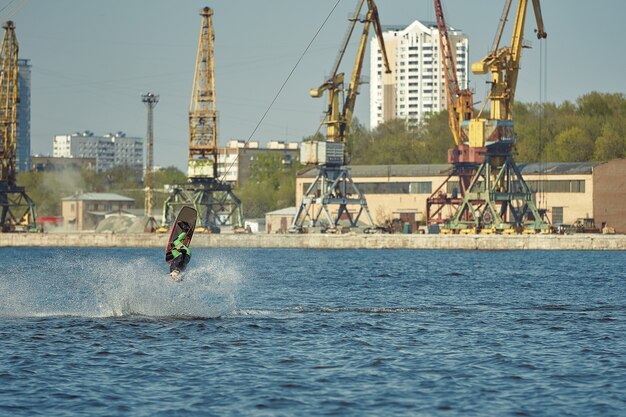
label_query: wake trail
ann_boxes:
[0,254,243,319]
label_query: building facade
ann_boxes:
[217,140,299,185]
[61,192,135,231]
[16,59,31,173]
[370,21,469,128]
[265,207,296,234]
[296,160,626,233]
[53,131,143,173]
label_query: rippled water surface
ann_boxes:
[1,247,625,416]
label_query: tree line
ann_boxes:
[17,91,625,217]
[346,91,626,165]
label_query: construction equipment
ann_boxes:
[291,0,391,232]
[142,92,159,218]
[426,0,548,233]
[161,7,243,232]
[0,21,36,232]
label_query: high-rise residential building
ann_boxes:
[16,59,31,173]
[370,20,469,129]
[52,131,143,173]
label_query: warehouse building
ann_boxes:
[295,159,626,233]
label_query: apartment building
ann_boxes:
[52,131,143,173]
[370,20,469,128]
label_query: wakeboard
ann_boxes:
[165,206,197,279]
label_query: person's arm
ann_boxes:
[172,232,187,248]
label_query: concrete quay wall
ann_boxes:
[1,233,626,250]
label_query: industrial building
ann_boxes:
[61,192,135,231]
[369,20,469,128]
[217,140,299,185]
[52,131,143,173]
[265,207,296,234]
[295,159,626,233]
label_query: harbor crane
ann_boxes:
[291,0,391,232]
[0,21,36,232]
[161,7,243,233]
[426,0,548,233]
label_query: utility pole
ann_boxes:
[142,92,159,218]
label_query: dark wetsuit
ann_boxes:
[167,231,191,274]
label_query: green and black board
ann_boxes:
[165,206,197,264]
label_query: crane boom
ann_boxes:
[312,0,390,145]
[472,0,547,122]
[433,0,473,147]
[343,0,390,139]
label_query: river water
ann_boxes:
[1,247,625,416]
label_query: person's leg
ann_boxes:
[178,252,190,272]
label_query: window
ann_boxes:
[527,180,586,193]
[552,207,564,224]
[409,182,432,194]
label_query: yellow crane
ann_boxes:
[427,0,548,233]
[160,7,243,233]
[291,0,390,232]
[433,0,473,150]
[310,0,391,151]
[0,20,36,232]
[469,0,546,147]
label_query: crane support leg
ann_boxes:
[162,179,243,233]
[290,166,374,233]
[0,181,37,232]
[442,150,548,233]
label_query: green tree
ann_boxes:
[236,153,302,218]
[552,127,595,162]
[153,166,187,188]
[594,123,625,161]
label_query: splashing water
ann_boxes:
[0,249,243,319]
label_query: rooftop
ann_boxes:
[298,162,603,178]
[62,192,135,202]
[265,207,297,216]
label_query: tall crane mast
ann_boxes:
[427,0,548,233]
[188,6,218,180]
[291,0,390,232]
[161,7,243,232]
[0,20,36,232]
[310,0,390,148]
[0,21,18,186]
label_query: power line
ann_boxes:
[222,0,343,179]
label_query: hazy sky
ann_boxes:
[6,0,626,170]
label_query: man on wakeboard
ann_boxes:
[166,221,192,279]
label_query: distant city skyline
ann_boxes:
[5,0,626,170]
